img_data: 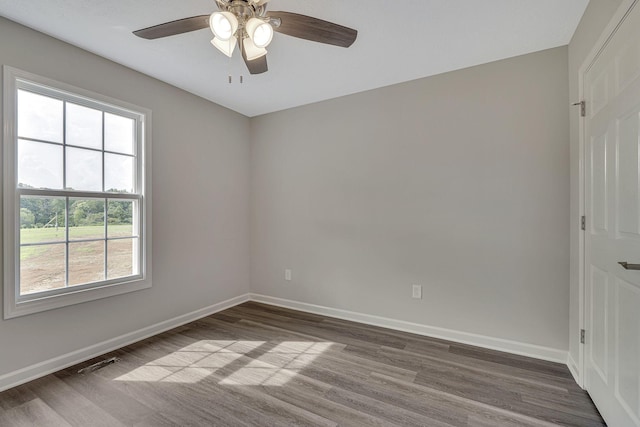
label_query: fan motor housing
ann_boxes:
[217,0,266,22]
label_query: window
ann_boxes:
[3,66,152,318]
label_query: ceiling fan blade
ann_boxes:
[241,41,268,74]
[268,11,357,48]
[246,55,268,74]
[133,15,210,40]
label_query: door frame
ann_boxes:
[577,0,639,388]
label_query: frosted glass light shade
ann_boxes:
[210,12,238,41]
[211,36,237,57]
[243,37,267,60]
[246,18,273,48]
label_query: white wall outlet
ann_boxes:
[285,269,292,281]
[412,284,422,299]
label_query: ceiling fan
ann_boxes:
[133,0,358,75]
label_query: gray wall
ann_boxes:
[0,17,251,376]
[250,47,570,351]
[567,0,623,368]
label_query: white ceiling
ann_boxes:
[0,0,589,117]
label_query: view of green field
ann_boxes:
[20,224,133,247]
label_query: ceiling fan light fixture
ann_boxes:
[243,37,267,60]
[133,5,358,76]
[210,11,238,41]
[211,36,237,57]
[245,18,273,48]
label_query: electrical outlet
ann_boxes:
[285,269,292,281]
[412,284,422,299]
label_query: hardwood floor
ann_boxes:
[0,302,605,426]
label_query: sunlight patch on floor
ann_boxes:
[113,340,334,386]
[219,341,333,386]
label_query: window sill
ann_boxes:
[4,277,151,319]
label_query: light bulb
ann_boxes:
[210,12,238,41]
[246,18,273,48]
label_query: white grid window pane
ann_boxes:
[20,243,66,295]
[20,196,66,244]
[108,238,138,279]
[66,146,102,191]
[18,139,63,190]
[107,200,134,237]
[105,153,134,193]
[105,113,134,155]
[66,102,102,149]
[69,241,105,286]
[69,198,105,240]
[17,90,63,143]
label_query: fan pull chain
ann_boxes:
[228,75,245,84]
[225,55,244,84]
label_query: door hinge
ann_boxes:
[580,329,586,344]
[572,101,586,117]
[581,216,586,231]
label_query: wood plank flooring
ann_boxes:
[0,302,605,426]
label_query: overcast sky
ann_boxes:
[17,90,135,193]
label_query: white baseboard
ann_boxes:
[249,293,568,364]
[0,293,250,393]
[567,353,583,388]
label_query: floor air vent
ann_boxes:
[77,357,120,374]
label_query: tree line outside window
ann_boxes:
[19,191,132,229]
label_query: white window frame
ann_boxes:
[3,66,152,319]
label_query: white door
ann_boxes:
[584,1,640,426]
